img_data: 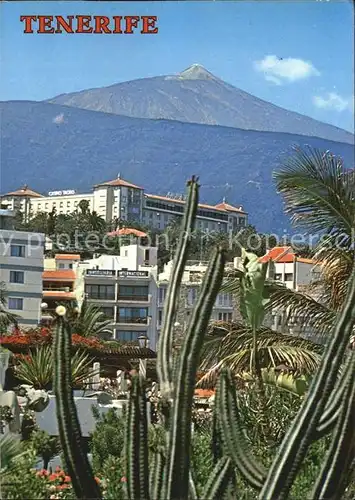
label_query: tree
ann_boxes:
[66,301,113,338]
[78,199,90,215]
[0,282,18,333]
[199,147,355,384]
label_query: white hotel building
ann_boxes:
[0,208,44,328]
[0,176,248,233]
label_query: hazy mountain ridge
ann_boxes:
[1,100,354,233]
[47,64,354,145]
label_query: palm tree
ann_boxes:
[199,147,354,385]
[0,282,18,333]
[65,301,113,338]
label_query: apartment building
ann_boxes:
[1,175,248,232]
[256,246,322,337]
[0,185,42,222]
[0,208,44,328]
[157,260,235,335]
[41,254,84,321]
[80,244,159,349]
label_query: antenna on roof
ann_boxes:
[222,196,226,203]
[117,173,121,179]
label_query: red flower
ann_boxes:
[121,476,127,483]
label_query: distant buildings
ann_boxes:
[256,246,322,337]
[0,208,44,328]
[1,175,248,232]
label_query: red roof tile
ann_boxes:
[95,177,142,190]
[214,201,245,213]
[55,254,80,260]
[43,270,76,280]
[3,185,43,198]
[259,246,293,263]
[43,291,75,299]
[107,228,148,238]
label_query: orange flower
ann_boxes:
[95,477,101,484]
[49,473,58,481]
[56,484,69,490]
[121,476,127,483]
[64,475,71,483]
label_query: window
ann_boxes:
[144,249,150,262]
[118,286,149,301]
[217,293,232,307]
[10,245,25,257]
[118,307,148,324]
[58,263,65,269]
[158,310,163,324]
[100,307,115,319]
[69,263,73,269]
[275,273,282,281]
[158,287,166,304]
[45,203,49,209]
[85,284,115,300]
[10,271,24,284]
[114,330,142,342]
[8,298,23,310]
[285,273,293,281]
[187,288,198,306]
[67,201,71,207]
[218,312,232,321]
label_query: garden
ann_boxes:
[1,148,354,499]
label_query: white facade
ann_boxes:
[157,260,235,333]
[1,177,248,232]
[0,211,44,328]
[80,244,159,349]
[31,193,94,216]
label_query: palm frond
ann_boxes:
[274,146,355,238]
[198,321,323,389]
[0,433,22,471]
[223,276,335,336]
[265,280,335,335]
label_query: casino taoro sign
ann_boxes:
[48,190,76,197]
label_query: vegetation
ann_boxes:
[1,148,354,499]
[64,301,113,338]
[15,346,98,390]
[50,173,355,500]
[202,148,354,385]
[0,282,18,334]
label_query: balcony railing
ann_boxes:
[43,287,73,292]
[116,316,148,325]
[87,295,115,301]
[117,295,150,302]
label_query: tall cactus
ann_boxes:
[53,177,355,500]
[53,309,102,500]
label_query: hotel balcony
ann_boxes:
[42,269,76,302]
[114,316,150,330]
[116,294,151,305]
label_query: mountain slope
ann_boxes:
[1,101,353,233]
[47,64,354,145]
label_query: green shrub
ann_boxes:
[90,407,125,473]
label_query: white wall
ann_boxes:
[0,230,44,327]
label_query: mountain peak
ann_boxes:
[167,64,221,82]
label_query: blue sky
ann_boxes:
[1,1,354,133]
